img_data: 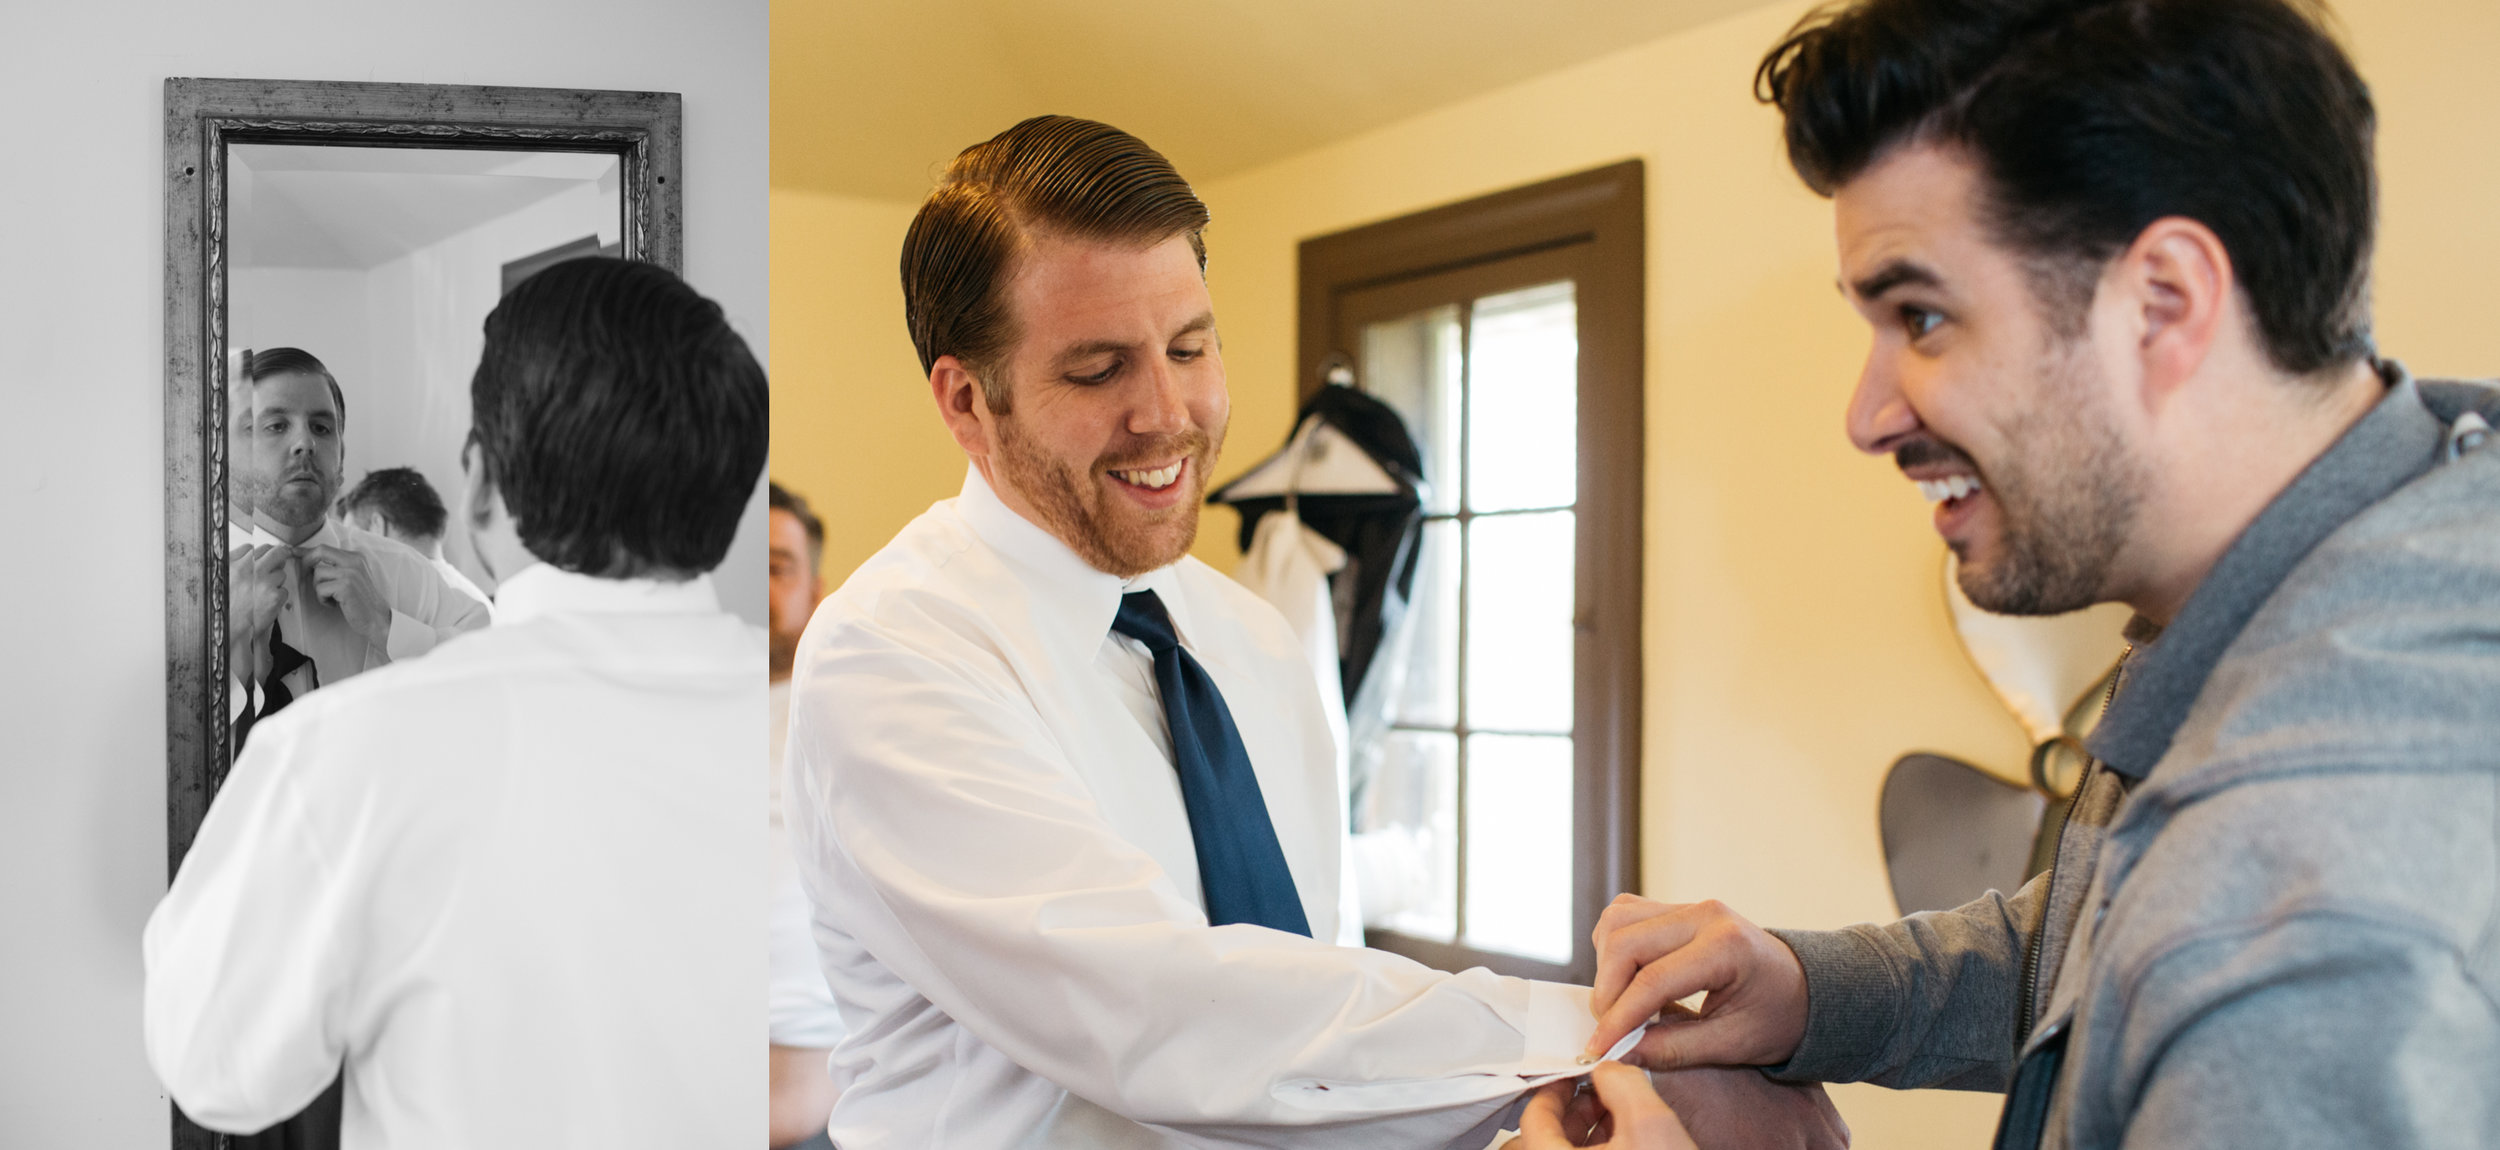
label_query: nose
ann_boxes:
[1845,343,1920,455]
[1127,355,1192,438]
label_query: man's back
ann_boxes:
[147,565,761,1148]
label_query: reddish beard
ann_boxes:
[994,416,1219,578]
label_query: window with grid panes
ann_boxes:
[1298,162,1642,983]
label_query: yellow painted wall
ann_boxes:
[768,2,2500,1145]
[768,190,962,585]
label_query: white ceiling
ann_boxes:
[772,0,1786,201]
[233,145,619,270]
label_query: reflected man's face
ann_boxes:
[231,370,345,532]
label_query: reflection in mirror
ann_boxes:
[227,145,621,613]
[224,146,624,757]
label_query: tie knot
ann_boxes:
[1110,590,1180,654]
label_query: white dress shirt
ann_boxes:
[430,553,496,617]
[770,677,847,1051]
[786,469,1595,1150]
[226,516,495,721]
[147,563,763,1148]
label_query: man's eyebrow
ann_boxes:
[1846,259,1944,302]
[1048,312,1220,367]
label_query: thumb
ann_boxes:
[1583,1063,1693,1149]
[1623,1014,1742,1072]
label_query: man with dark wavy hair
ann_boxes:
[1537,2,2500,1149]
[148,258,770,1149]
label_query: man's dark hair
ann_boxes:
[470,257,768,578]
[342,467,448,542]
[244,346,347,423]
[1757,0,2376,375]
[899,115,1210,411]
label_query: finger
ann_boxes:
[302,544,361,572]
[1591,893,1674,963]
[1590,904,1717,1021]
[1516,1080,1579,1148]
[1583,1063,1689,1148]
[1588,946,1727,1062]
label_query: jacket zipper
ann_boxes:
[2015,651,2129,1048]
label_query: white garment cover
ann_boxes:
[787,468,1595,1150]
[146,564,763,1148]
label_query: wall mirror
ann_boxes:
[161,78,678,1147]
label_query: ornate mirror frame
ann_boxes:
[159,77,682,1081]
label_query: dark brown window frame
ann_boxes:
[1298,160,1643,984]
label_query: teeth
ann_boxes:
[1916,475,1984,503]
[1115,462,1183,490]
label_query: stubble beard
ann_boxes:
[232,450,339,533]
[994,413,1220,579]
[1952,340,2146,616]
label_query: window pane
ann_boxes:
[1393,519,1459,728]
[1466,281,1576,513]
[1464,733,1574,963]
[1358,304,1463,513]
[1356,730,1458,940]
[1466,511,1575,734]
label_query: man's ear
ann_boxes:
[930,355,996,458]
[2116,216,2232,411]
[460,437,498,531]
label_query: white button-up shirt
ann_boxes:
[146,563,763,1148]
[787,469,1594,1150]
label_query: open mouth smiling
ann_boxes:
[1108,459,1185,491]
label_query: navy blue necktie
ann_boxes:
[1111,590,1312,936]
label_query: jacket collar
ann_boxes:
[954,465,1197,663]
[2088,360,2445,778]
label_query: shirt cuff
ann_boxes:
[383,610,434,662]
[1519,979,1598,1074]
[1761,926,1904,1083]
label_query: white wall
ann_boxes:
[0,1,766,1143]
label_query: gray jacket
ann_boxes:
[1766,364,2500,1150]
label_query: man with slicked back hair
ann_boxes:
[1532,3,2500,1149]
[784,116,1851,1150]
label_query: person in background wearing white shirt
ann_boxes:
[784,115,1847,1150]
[226,348,493,758]
[766,480,842,1149]
[147,257,771,1149]
[340,466,498,615]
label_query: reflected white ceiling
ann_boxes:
[772,0,1787,201]
[233,145,619,270]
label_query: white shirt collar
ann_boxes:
[228,511,344,549]
[490,562,721,625]
[954,466,1197,657]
